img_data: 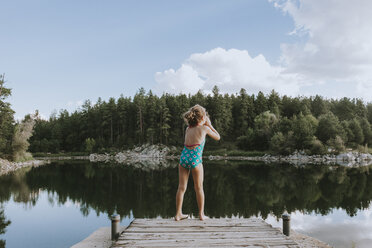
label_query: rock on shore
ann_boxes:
[0,158,49,176]
[89,144,179,170]
[208,151,372,166]
[89,143,372,167]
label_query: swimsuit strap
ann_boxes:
[184,139,206,147]
[185,143,200,147]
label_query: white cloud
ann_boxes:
[155,64,205,95]
[156,1,372,101]
[272,0,372,100]
[67,100,83,108]
[155,47,301,96]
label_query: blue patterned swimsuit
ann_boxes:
[179,139,206,169]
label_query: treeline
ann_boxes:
[29,86,372,155]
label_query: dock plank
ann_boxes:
[113,218,300,247]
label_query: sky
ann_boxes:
[1,0,372,120]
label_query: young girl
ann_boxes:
[175,104,220,221]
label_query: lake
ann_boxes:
[1,160,372,248]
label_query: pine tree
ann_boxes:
[0,74,15,159]
[133,88,146,144]
[158,96,171,144]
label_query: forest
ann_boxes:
[26,86,372,155]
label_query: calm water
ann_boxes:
[1,160,372,248]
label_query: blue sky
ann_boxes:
[1,0,371,120]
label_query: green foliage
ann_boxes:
[269,131,295,155]
[84,138,96,153]
[292,113,318,149]
[356,144,369,153]
[0,74,15,159]
[327,135,346,154]
[269,132,285,154]
[253,111,278,150]
[254,91,268,115]
[12,114,36,162]
[232,89,254,137]
[316,112,344,143]
[25,86,372,154]
[277,116,292,134]
[359,117,372,146]
[281,96,302,118]
[236,128,255,150]
[307,137,327,155]
[347,118,364,146]
[158,97,171,144]
[367,103,372,124]
[310,95,329,117]
[331,97,356,121]
[0,208,11,248]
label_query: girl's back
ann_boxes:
[184,126,206,147]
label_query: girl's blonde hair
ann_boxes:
[183,104,207,127]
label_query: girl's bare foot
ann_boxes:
[175,214,189,221]
[199,214,209,221]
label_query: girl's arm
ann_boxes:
[204,116,220,141]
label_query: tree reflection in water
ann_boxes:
[0,207,11,248]
[1,160,372,226]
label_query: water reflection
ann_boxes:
[266,208,372,248]
[1,160,372,247]
[1,161,372,218]
[0,207,10,248]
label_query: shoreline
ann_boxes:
[0,158,49,176]
[207,151,372,166]
[31,143,372,166]
[34,150,372,167]
[32,153,372,167]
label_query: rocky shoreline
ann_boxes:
[0,158,49,176]
[208,151,372,166]
[31,143,372,168]
[88,144,178,170]
[87,144,372,167]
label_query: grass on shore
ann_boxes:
[203,149,269,157]
[32,150,269,157]
[32,152,90,157]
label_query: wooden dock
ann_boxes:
[113,218,300,247]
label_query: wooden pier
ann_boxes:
[113,218,300,247]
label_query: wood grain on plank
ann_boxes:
[112,218,300,248]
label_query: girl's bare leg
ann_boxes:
[175,164,190,221]
[191,163,209,220]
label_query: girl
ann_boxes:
[175,104,220,221]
